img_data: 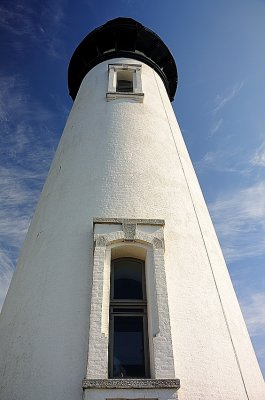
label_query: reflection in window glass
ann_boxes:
[113,259,143,300]
[113,316,145,378]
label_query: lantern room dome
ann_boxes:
[68,17,178,101]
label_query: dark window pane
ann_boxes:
[113,316,145,378]
[113,259,143,299]
[117,79,133,92]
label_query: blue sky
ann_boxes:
[0,0,265,378]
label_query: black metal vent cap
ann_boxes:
[68,17,178,101]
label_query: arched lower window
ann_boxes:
[109,258,150,378]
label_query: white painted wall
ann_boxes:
[0,58,264,400]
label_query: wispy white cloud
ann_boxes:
[213,81,245,114]
[250,140,265,167]
[209,182,265,261]
[0,74,24,122]
[0,74,53,122]
[209,118,223,136]
[195,149,240,174]
[0,72,57,167]
[0,3,38,37]
[0,72,61,311]
[0,165,42,312]
[197,138,265,177]
[40,0,66,58]
[0,0,66,57]
[241,292,265,337]
[196,151,219,171]
[0,74,58,148]
[0,251,14,312]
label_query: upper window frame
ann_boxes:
[106,64,144,102]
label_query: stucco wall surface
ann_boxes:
[0,58,264,400]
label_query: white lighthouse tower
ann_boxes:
[0,17,264,400]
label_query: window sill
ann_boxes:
[106,92,144,102]
[82,378,180,389]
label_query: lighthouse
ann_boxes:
[0,17,264,400]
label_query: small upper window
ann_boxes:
[107,64,144,102]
